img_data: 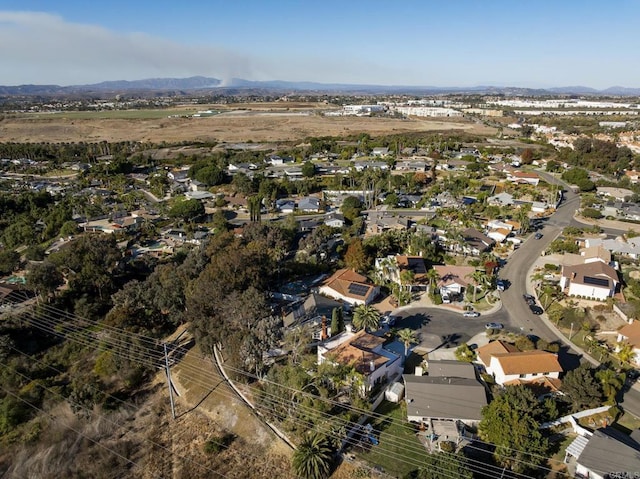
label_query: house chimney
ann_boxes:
[369,360,375,372]
[321,315,328,341]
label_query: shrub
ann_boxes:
[432,293,443,305]
[204,432,235,454]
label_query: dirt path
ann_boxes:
[170,344,292,457]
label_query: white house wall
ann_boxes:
[568,283,612,300]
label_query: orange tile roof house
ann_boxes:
[617,321,640,366]
[508,170,540,186]
[476,340,518,368]
[317,329,402,394]
[318,268,379,306]
[486,350,563,386]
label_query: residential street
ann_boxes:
[394,173,640,417]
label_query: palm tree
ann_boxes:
[400,269,416,297]
[352,304,381,332]
[397,328,417,359]
[468,269,488,303]
[617,341,635,365]
[596,368,624,404]
[426,268,440,295]
[292,432,332,479]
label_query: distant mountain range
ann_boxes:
[1,76,640,97]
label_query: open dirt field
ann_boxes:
[0,106,497,143]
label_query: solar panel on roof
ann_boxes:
[348,283,370,297]
[583,276,610,287]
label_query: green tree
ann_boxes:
[617,341,635,364]
[397,328,417,358]
[596,367,624,405]
[479,385,551,473]
[344,238,368,273]
[455,343,477,362]
[561,364,604,411]
[301,161,316,178]
[169,198,205,222]
[292,433,332,479]
[468,269,488,303]
[341,196,363,223]
[0,249,20,275]
[414,451,473,479]
[26,261,63,301]
[352,304,381,332]
[195,165,225,186]
[330,307,344,337]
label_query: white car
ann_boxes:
[463,311,480,318]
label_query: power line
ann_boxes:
[3,293,573,477]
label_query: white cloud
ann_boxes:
[0,11,255,85]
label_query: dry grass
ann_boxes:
[0,105,497,143]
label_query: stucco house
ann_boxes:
[318,268,379,306]
[560,261,618,300]
[432,265,475,297]
[481,348,563,386]
[318,329,402,394]
[565,427,640,479]
[403,360,488,427]
[617,321,640,366]
[375,255,427,290]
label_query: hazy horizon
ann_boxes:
[1,1,639,89]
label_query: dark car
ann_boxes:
[534,232,543,240]
[529,304,543,315]
[523,294,536,306]
[485,322,504,330]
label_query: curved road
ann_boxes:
[396,171,640,416]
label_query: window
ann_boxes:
[519,374,526,378]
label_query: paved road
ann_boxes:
[392,307,511,351]
[395,170,640,416]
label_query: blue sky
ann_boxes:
[1,1,639,88]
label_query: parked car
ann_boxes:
[381,314,397,326]
[463,311,481,318]
[485,322,504,330]
[523,294,536,306]
[496,280,506,291]
[529,305,544,315]
[534,232,543,240]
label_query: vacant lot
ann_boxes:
[1,105,497,143]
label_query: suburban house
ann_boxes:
[298,196,322,213]
[432,265,475,299]
[366,211,412,235]
[375,255,427,290]
[324,212,345,228]
[167,169,190,182]
[487,192,515,206]
[565,427,640,479]
[266,155,294,166]
[403,360,488,427]
[584,237,640,260]
[318,268,379,306]
[460,228,495,256]
[479,346,563,386]
[596,186,634,201]
[371,147,391,157]
[625,170,640,184]
[283,293,344,328]
[318,329,402,394]
[617,321,640,366]
[487,227,511,243]
[507,170,540,186]
[275,199,296,214]
[559,261,619,300]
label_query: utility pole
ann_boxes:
[164,342,176,420]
